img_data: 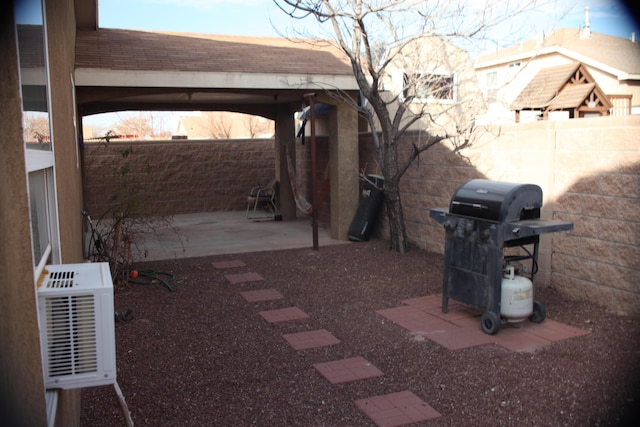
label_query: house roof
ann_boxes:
[511,62,611,111]
[476,28,640,79]
[75,28,353,76]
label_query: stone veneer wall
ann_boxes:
[359,115,640,315]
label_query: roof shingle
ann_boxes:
[75,28,353,76]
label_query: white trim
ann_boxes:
[45,389,58,427]
[474,46,636,81]
[74,68,359,90]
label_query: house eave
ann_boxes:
[74,68,360,91]
[474,46,637,81]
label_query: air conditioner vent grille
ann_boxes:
[45,270,76,289]
[45,295,98,377]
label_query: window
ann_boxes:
[15,0,59,272]
[486,71,498,102]
[403,73,456,103]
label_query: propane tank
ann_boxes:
[500,263,533,322]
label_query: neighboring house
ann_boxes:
[174,112,274,139]
[380,36,486,134]
[474,19,640,124]
[511,62,612,122]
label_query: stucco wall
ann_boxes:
[0,5,48,426]
[360,115,640,315]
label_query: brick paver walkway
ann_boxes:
[377,294,589,352]
[313,356,383,384]
[240,288,284,302]
[259,307,310,323]
[283,329,341,350]
[230,265,589,426]
[355,391,441,427]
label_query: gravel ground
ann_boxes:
[81,240,640,426]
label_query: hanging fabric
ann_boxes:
[285,144,330,215]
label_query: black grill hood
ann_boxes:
[449,179,542,222]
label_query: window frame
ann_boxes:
[15,0,61,279]
[403,72,457,104]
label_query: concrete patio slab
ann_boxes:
[135,211,348,261]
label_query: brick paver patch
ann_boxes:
[378,294,588,352]
[225,272,264,284]
[240,288,284,302]
[355,390,441,427]
[259,307,310,323]
[313,357,383,384]
[283,329,341,350]
[213,260,246,269]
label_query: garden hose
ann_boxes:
[129,269,175,292]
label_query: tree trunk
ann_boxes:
[383,177,408,253]
[379,133,409,253]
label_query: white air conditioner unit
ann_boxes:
[37,262,116,389]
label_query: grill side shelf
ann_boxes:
[507,219,573,239]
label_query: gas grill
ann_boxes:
[430,179,573,334]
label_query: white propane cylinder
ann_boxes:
[500,265,533,322]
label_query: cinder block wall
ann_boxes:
[82,139,276,218]
[82,116,640,314]
[358,115,640,315]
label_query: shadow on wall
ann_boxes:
[358,126,640,316]
[551,161,640,315]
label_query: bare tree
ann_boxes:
[274,0,544,252]
[203,111,233,139]
[23,112,50,143]
[245,115,274,138]
[115,112,156,139]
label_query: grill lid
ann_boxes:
[449,179,543,222]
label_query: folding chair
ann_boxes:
[246,179,280,220]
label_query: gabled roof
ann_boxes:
[476,28,640,80]
[75,28,353,76]
[512,62,581,109]
[511,62,611,112]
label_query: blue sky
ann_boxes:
[98,0,638,40]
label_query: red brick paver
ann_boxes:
[355,390,441,427]
[240,288,284,302]
[213,260,246,269]
[314,357,383,384]
[379,294,588,352]
[283,329,340,350]
[225,271,264,284]
[259,307,310,323]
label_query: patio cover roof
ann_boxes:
[74,28,358,117]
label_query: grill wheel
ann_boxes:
[481,311,501,335]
